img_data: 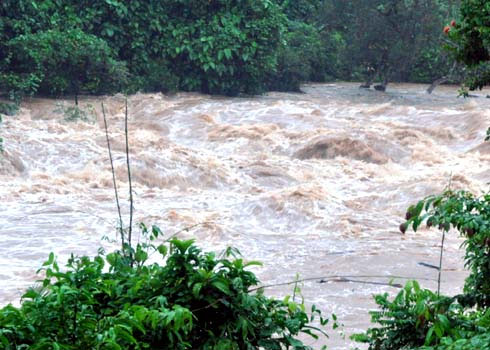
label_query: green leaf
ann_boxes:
[437,314,450,330]
[22,288,38,300]
[193,283,203,297]
[134,248,148,263]
[0,333,9,347]
[211,280,230,295]
[244,260,263,267]
[43,252,55,266]
[170,239,195,254]
[425,326,435,345]
[157,244,168,257]
[224,48,232,59]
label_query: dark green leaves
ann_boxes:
[0,0,289,97]
[360,188,490,350]
[3,28,127,100]
[401,190,490,308]
[0,235,328,349]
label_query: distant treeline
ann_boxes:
[0,0,460,98]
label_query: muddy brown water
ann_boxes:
[1,82,490,348]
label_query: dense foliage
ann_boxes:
[354,190,490,349]
[0,0,466,98]
[3,29,126,103]
[445,0,490,89]
[0,0,290,97]
[0,227,329,350]
[321,0,461,88]
[405,191,490,309]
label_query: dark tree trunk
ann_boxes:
[426,62,458,94]
[374,68,390,92]
[426,77,449,94]
[360,66,376,88]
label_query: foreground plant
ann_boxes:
[0,226,328,350]
[404,190,490,308]
[354,189,490,349]
[351,281,461,349]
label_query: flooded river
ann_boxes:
[1,83,490,348]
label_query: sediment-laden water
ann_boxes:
[1,83,490,348]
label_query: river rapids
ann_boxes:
[2,83,490,348]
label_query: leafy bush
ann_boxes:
[352,281,461,350]
[408,49,459,84]
[267,21,328,92]
[0,102,19,117]
[138,60,179,94]
[352,280,490,350]
[444,0,490,89]
[1,0,288,96]
[54,102,96,123]
[157,0,286,95]
[0,226,329,350]
[2,29,127,101]
[355,187,490,350]
[404,190,490,309]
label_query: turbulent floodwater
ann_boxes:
[2,82,490,348]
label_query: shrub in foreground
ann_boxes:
[0,228,328,350]
[353,280,490,350]
[354,189,490,349]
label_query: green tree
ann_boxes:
[62,0,287,95]
[447,0,490,90]
[1,0,288,97]
[320,0,460,88]
[2,29,127,103]
[267,21,329,91]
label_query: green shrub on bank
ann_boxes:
[0,102,18,117]
[267,21,328,92]
[353,280,490,350]
[352,281,460,349]
[354,189,490,349]
[2,29,127,102]
[0,227,329,350]
[0,0,286,97]
[404,191,490,309]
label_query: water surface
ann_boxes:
[2,83,490,348]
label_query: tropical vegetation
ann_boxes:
[4,0,490,349]
[0,232,330,350]
[0,0,464,99]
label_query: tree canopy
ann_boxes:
[0,0,466,98]
[446,0,490,89]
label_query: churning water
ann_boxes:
[2,83,490,348]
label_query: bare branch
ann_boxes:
[101,102,125,248]
[248,274,438,293]
[124,97,134,256]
